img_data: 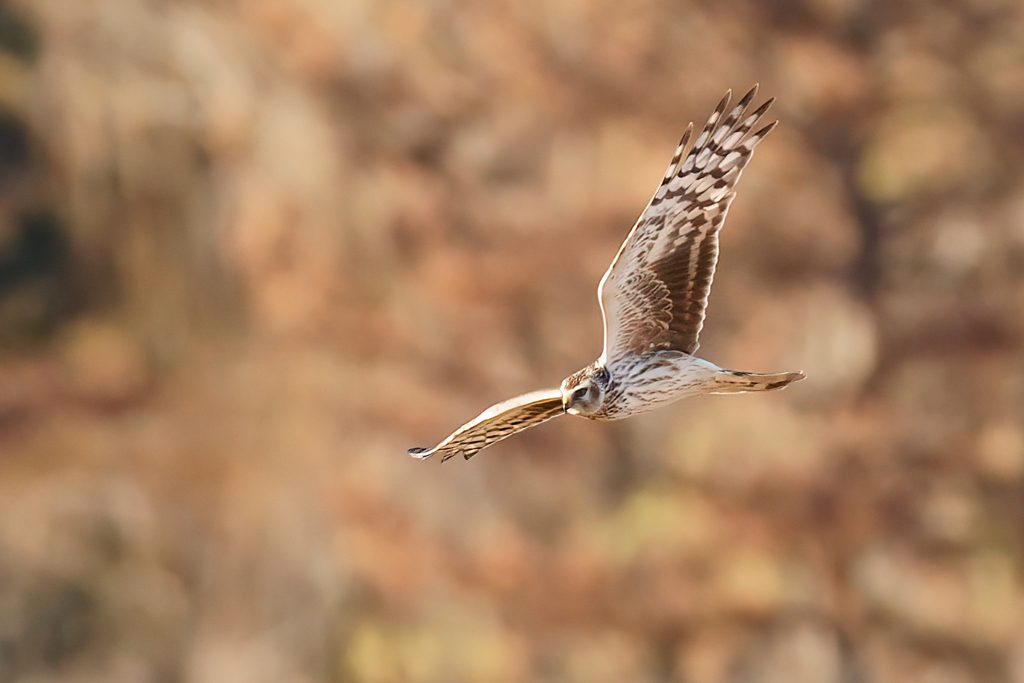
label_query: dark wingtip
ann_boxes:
[765,372,806,391]
[752,97,776,119]
[738,84,759,106]
[718,89,732,112]
[409,447,433,460]
[754,120,779,139]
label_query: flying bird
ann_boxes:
[410,86,804,462]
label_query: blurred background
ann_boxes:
[1,0,1024,681]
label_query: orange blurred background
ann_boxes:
[2,0,1024,681]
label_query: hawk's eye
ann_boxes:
[573,386,588,400]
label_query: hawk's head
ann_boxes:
[560,365,607,416]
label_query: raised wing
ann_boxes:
[598,86,775,362]
[409,389,565,462]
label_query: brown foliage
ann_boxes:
[2,0,1024,681]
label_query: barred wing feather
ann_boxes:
[408,389,565,462]
[598,86,776,362]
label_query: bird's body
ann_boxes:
[410,86,805,462]
[563,354,800,422]
[565,354,710,421]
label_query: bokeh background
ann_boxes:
[2,0,1024,681]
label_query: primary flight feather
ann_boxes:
[410,86,804,462]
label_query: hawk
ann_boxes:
[410,86,804,462]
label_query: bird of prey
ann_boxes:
[410,86,804,462]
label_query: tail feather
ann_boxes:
[710,370,805,394]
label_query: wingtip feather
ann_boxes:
[737,84,759,108]
[775,371,806,389]
[753,120,779,139]
[714,90,732,118]
[751,97,775,120]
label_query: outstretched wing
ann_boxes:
[409,389,564,462]
[598,86,776,362]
